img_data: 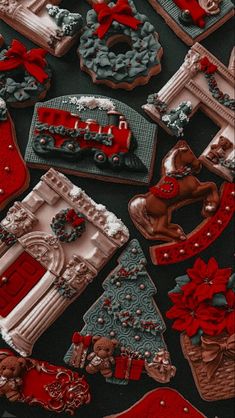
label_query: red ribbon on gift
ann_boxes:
[93,0,142,39]
[72,332,92,348]
[199,56,218,75]
[0,39,48,83]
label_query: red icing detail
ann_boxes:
[149,176,180,199]
[173,0,206,27]
[72,332,92,348]
[0,113,29,210]
[150,183,235,265]
[114,357,144,381]
[0,39,48,83]
[0,252,46,317]
[93,0,142,40]
[105,388,206,418]
[200,56,218,74]
[36,107,131,157]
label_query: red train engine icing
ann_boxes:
[33,107,146,172]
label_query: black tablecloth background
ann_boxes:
[0,1,234,417]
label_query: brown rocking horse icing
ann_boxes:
[129,140,220,242]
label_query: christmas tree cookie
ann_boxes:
[0,98,29,210]
[64,239,176,385]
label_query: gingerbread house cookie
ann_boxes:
[143,44,234,143]
[146,0,234,45]
[0,169,129,357]
[25,95,157,185]
[0,1,83,57]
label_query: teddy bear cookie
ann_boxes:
[0,98,29,211]
[79,0,163,90]
[86,336,118,378]
[129,140,235,265]
[25,94,157,185]
[64,240,176,385]
[0,39,51,107]
[0,2,83,57]
[0,349,90,414]
[0,168,129,357]
[146,0,234,45]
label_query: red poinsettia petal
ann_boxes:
[181,282,197,300]
[168,292,183,304]
[187,318,200,337]
[187,258,207,283]
[225,311,235,335]
[195,283,212,302]
[200,320,222,336]
[206,257,219,278]
[166,305,189,320]
[214,268,232,284]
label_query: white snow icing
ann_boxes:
[69,184,83,197]
[65,96,116,112]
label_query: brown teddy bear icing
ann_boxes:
[206,136,233,165]
[86,336,118,378]
[0,352,26,402]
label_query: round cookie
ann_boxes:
[79,0,162,90]
[0,39,51,108]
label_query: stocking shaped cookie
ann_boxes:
[0,99,29,211]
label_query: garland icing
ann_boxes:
[51,209,86,243]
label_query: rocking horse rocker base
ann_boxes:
[129,141,235,264]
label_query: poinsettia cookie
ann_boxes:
[0,40,51,107]
[0,98,29,210]
[146,0,234,45]
[0,349,90,415]
[79,0,163,90]
[167,258,235,401]
[64,240,176,385]
[104,388,206,417]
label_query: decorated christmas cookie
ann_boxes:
[79,0,163,90]
[64,240,176,385]
[129,140,235,265]
[143,43,234,144]
[25,95,157,185]
[0,1,83,57]
[0,168,129,356]
[146,0,234,45]
[167,258,235,401]
[0,40,51,107]
[104,388,206,417]
[0,98,29,210]
[0,349,90,414]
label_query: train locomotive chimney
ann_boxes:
[107,110,122,127]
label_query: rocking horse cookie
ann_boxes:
[79,0,163,90]
[0,39,51,108]
[146,0,234,45]
[0,1,83,57]
[129,140,235,265]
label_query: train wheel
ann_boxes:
[93,151,108,167]
[61,140,81,160]
[109,154,123,170]
[33,134,55,156]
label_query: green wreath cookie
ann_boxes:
[51,209,86,243]
[79,0,162,90]
[0,39,51,108]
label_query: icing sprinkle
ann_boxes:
[64,96,116,112]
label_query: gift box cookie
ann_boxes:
[167,258,235,401]
[0,169,129,357]
[0,349,90,415]
[64,240,176,385]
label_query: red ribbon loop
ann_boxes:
[72,332,92,348]
[199,56,218,75]
[0,39,48,84]
[93,0,142,39]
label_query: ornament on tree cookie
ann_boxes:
[0,349,90,415]
[79,0,163,90]
[0,40,51,108]
[129,140,235,265]
[0,98,29,211]
[166,258,235,401]
[104,388,206,418]
[64,239,176,385]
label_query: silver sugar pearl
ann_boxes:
[116,281,121,287]
[97,318,104,324]
[139,284,145,290]
[194,243,199,248]
[136,309,142,315]
[122,322,128,328]
[0,189,4,195]
[225,206,230,211]
[1,276,8,284]
[184,407,189,413]
[40,138,46,145]
[160,400,165,406]
[8,145,14,150]
[131,247,137,254]
[163,253,169,259]
[144,351,151,358]
[179,249,185,254]
[110,331,116,337]
[125,294,132,300]
[134,335,140,341]
[4,166,10,172]
[68,143,75,150]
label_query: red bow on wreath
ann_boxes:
[66,209,85,228]
[93,0,141,39]
[72,332,92,348]
[0,39,48,83]
[199,56,217,75]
